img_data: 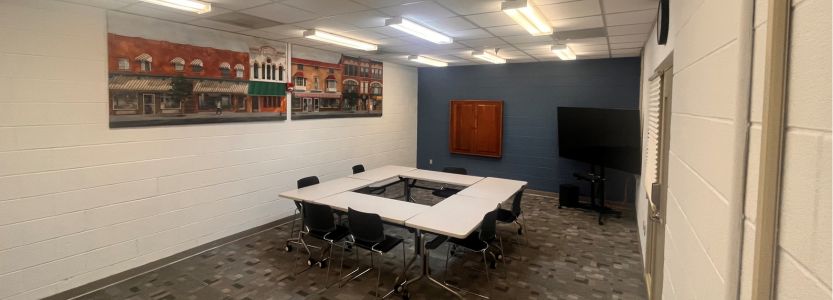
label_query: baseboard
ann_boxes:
[45,215,296,300]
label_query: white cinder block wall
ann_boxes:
[639,0,754,298]
[0,1,418,299]
[771,0,832,297]
[640,0,831,298]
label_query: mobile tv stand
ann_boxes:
[565,165,623,225]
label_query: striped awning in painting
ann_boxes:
[219,62,231,69]
[193,80,247,94]
[135,53,152,62]
[190,59,203,66]
[234,64,245,70]
[170,57,185,65]
[109,75,171,92]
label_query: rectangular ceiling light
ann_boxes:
[551,44,577,60]
[472,51,507,64]
[303,29,378,51]
[386,17,453,44]
[408,55,449,67]
[140,0,212,14]
[501,0,553,36]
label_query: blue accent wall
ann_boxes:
[417,58,641,202]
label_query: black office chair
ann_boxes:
[285,176,320,253]
[442,208,502,298]
[431,167,467,198]
[339,208,406,298]
[496,189,529,245]
[296,202,349,283]
[352,164,387,195]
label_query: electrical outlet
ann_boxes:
[429,159,433,165]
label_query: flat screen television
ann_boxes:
[557,107,641,174]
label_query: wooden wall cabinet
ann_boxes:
[449,100,503,158]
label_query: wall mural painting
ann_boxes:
[107,12,288,128]
[290,45,383,119]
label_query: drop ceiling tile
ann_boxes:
[328,10,391,28]
[422,17,478,32]
[377,37,418,46]
[553,15,604,31]
[188,18,251,32]
[484,25,528,36]
[604,9,656,26]
[463,12,516,27]
[240,3,318,24]
[524,47,556,55]
[436,0,502,15]
[562,36,608,45]
[448,28,493,39]
[609,42,644,49]
[338,30,388,42]
[606,23,654,36]
[576,50,609,56]
[458,37,506,48]
[239,29,292,40]
[611,48,641,55]
[294,18,362,33]
[602,0,659,14]
[261,25,307,37]
[281,0,368,16]
[538,0,601,20]
[283,37,329,47]
[380,1,457,21]
[352,0,423,8]
[63,0,136,10]
[535,0,580,4]
[579,53,611,59]
[513,42,554,51]
[210,0,272,11]
[608,33,647,43]
[569,43,609,52]
[119,3,198,23]
[501,34,554,44]
[186,5,232,18]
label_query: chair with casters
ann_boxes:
[295,202,350,283]
[284,176,321,253]
[442,207,504,298]
[352,164,387,195]
[496,189,530,245]
[339,208,407,298]
[431,167,467,198]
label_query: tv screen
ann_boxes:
[557,107,641,174]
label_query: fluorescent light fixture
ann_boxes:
[501,0,553,36]
[140,0,211,14]
[408,55,448,67]
[551,44,577,60]
[472,51,507,64]
[303,29,378,51]
[386,17,453,44]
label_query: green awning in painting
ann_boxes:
[247,81,286,96]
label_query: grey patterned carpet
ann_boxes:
[78,182,647,300]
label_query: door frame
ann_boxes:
[644,56,673,299]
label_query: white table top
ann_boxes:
[405,194,498,239]
[400,169,485,186]
[315,192,430,225]
[458,177,527,205]
[278,177,372,202]
[348,165,416,182]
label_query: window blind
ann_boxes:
[643,75,663,199]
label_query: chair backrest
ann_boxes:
[511,188,525,216]
[478,208,499,242]
[352,164,365,174]
[347,208,385,244]
[297,176,320,189]
[442,167,467,175]
[303,202,336,233]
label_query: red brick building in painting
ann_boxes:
[339,55,383,112]
[290,58,342,113]
[107,34,286,116]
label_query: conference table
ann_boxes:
[278,165,527,299]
